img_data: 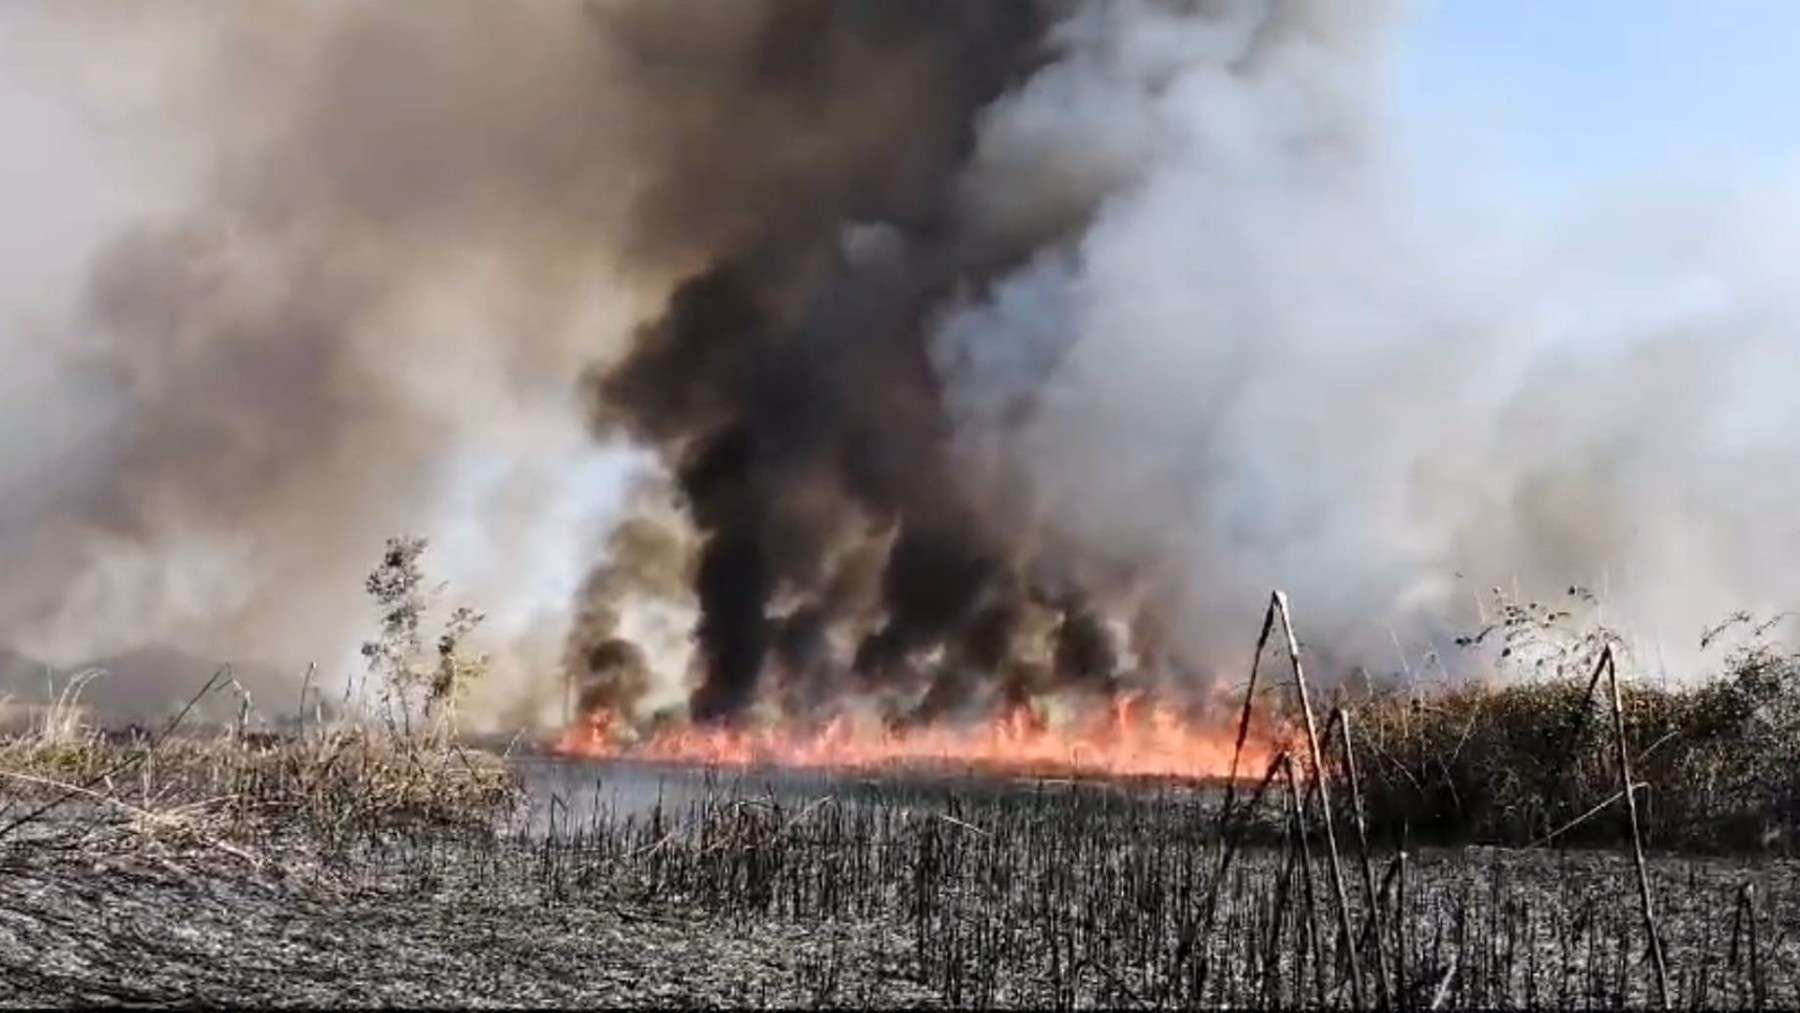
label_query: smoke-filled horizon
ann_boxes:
[1,0,1797,725]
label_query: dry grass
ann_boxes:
[0,725,521,837]
[1345,641,1800,852]
[0,536,522,850]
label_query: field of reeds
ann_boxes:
[2,548,1798,1008]
[1346,601,1800,855]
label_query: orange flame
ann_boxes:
[554,693,1280,783]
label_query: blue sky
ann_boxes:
[1395,0,1800,192]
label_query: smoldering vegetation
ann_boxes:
[4,737,1798,1009]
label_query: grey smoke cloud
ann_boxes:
[935,0,1800,679]
[0,0,661,718]
[1,0,1795,729]
[0,0,1059,725]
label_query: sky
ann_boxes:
[1385,1,1800,672]
[1396,0,1800,195]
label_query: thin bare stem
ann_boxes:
[1602,646,1669,1009]
[1273,590,1364,1009]
[1222,598,1278,825]
[1525,782,1650,849]
[1339,707,1393,1009]
[1176,749,1288,990]
[1427,953,1460,1011]
[1397,847,1410,1010]
[1281,753,1329,1003]
[1730,882,1765,1011]
[1543,647,1613,835]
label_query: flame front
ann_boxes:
[554,694,1280,783]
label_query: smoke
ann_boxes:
[0,0,1090,725]
[934,0,1800,679]
[0,0,664,718]
[3,0,1796,726]
[571,0,1074,724]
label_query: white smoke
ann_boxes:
[936,0,1800,680]
[0,1,660,719]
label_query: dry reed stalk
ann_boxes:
[1175,749,1288,998]
[1280,753,1331,1002]
[297,662,318,735]
[44,669,104,745]
[1222,599,1279,824]
[1337,706,1394,1009]
[1353,853,1404,959]
[1426,952,1460,1011]
[1729,882,1765,1010]
[1396,846,1410,1010]
[1297,708,1342,818]
[0,666,230,842]
[1273,590,1365,1008]
[1262,806,1302,1006]
[1601,645,1669,1009]
[1527,781,1650,849]
[1542,647,1613,836]
[1177,591,1286,997]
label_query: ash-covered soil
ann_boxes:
[0,832,918,1008]
[1,759,1795,1009]
[0,761,932,1009]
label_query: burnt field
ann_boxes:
[514,757,1800,1009]
[2,743,1796,1010]
[4,589,1799,1009]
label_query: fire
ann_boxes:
[554,693,1281,783]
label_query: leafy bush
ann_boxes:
[360,535,490,741]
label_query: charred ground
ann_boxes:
[2,750,1797,1010]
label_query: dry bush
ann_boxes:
[0,536,521,846]
[1345,597,1800,851]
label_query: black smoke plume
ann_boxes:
[574,0,1117,725]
